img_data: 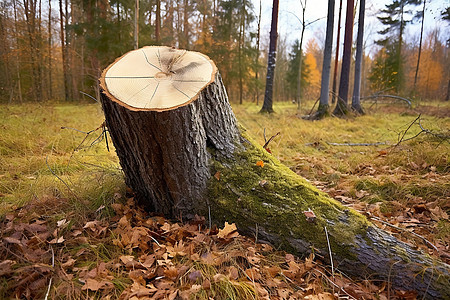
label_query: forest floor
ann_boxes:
[0,100,448,299]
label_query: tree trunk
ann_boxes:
[59,0,69,101]
[155,0,161,44]
[47,0,52,99]
[331,0,342,104]
[134,0,139,49]
[13,0,23,103]
[255,0,261,105]
[413,0,426,93]
[333,0,354,117]
[351,0,365,114]
[260,0,279,113]
[100,47,450,299]
[296,0,306,111]
[312,0,334,120]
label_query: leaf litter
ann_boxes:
[0,194,399,299]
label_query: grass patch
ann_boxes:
[0,103,123,215]
[0,100,448,299]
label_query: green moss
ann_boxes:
[207,128,369,259]
[393,245,413,263]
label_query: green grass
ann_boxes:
[1,100,448,217]
[0,103,124,216]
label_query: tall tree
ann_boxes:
[331,0,343,104]
[295,0,306,110]
[255,0,261,104]
[286,40,309,101]
[442,6,449,101]
[351,0,365,114]
[134,0,139,49]
[23,0,43,101]
[333,0,354,116]
[47,0,52,99]
[59,0,69,101]
[313,0,334,119]
[373,0,421,93]
[260,0,279,113]
[13,0,23,102]
[155,0,161,43]
[413,0,426,93]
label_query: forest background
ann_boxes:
[0,0,449,106]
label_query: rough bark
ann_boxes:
[331,0,343,104]
[413,0,426,93]
[315,0,334,120]
[155,0,161,44]
[260,0,279,113]
[296,0,307,111]
[351,0,365,115]
[134,0,139,49]
[101,73,239,219]
[100,48,450,299]
[333,0,354,117]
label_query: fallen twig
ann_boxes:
[44,246,54,300]
[324,226,334,278]
[307,97,320,116]
[394,115,449,146]
[79,91,98,102]
[418,118,450,140]
[361,94,412,108]
[395,114,421,146]
[369,216,438,252]
[262,129,281,149]
[326,142,387,146]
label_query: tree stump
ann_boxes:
[100,46,449,299]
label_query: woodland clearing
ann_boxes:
[0,100,448,299]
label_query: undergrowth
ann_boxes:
[0,100,449,299]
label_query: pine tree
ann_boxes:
[371,0,421,93]
[286,40,309,101]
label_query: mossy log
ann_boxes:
[99,46,450,299]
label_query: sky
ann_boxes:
[254,0,449,56]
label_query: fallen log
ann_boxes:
[99,46,449,299]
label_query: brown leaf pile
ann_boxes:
[1,195,395,299]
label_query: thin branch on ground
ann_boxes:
[394,114,449,146]
[44,246,54,300]
[324,226,334,278]
[361,94,412,108]
[395,114,422,146]
[262,131,280,149]
[369,216,438,252]
[79,91,99,102]
[326,142,387,146]
[418,118,450,140]
[307,97,320,116]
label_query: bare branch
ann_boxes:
[327,142,387,146]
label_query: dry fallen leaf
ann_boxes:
[49,236,65,244]
[217,222,239,239]
[82,278,107,291]
[214,171,221,181]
